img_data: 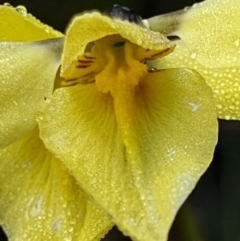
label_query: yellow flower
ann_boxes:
[0,4,113,241]
[1,1,230,241]
[39,10,217,241]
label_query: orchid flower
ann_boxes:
[1,0,238,240]
[38,10,217,241]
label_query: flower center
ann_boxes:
[93,35,147,95]
[62,34,170,97]
[61,33,173,144]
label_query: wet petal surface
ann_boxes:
[0,4,62,41]
[0,127,112,241]
[0,38,63,148]
[154,40,240,120]
[39,68,217,241]
[177,0,240,68]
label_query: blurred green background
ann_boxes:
[1,0,240,240]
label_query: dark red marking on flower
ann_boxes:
[78,60,94,64]
[83,55,96,60]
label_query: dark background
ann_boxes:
[3,0,197,32]
[1,0,240,240]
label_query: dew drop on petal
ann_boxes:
[16,5,27,16]
[190,51,197,59]
[65,236,72,241]
[30,196,43,217]
[234,39,239,47]
[52,218,61,231]
[192,3,199,8]
[188,102,200,111]
[3,2,11,6]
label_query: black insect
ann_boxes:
[104,5,145,28]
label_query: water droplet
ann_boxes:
[30,196,43,217]
[192,3,199,8]
[188,102,200,111]
[234,39,239,47]
[52,218,61,231]
[190,51,197,59]
[22,161,32,169]
[3,2,11,7]
[65,236,72,241]
[129,217,135,223]
[16,5,27,16]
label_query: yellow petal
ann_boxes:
[0,127,112,241]
[39,69,217,241]
[146,9,185,36]
[0,38,63,148]
[153,40,240,120]
[62,12,174,77]
[176,0,240,68]
[0,4,62,41]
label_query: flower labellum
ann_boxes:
[39,11,218,241]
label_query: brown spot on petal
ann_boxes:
[83,55,96,60]
[78,60,94,64]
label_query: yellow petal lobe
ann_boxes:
[0,127,112,241]
[61,12,174,76]
[153,40,240,120]
[39,68,217,241]
[0,38,63,148]
[0,4,62,41]
[177,0,240,68]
